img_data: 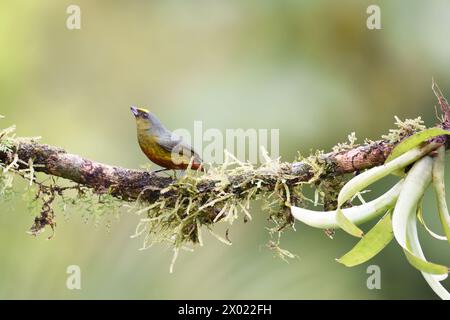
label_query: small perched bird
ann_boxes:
[130,106,203,172]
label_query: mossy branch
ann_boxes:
[0,116,428,249]
[1,82,449,260]
[0,138,392,203]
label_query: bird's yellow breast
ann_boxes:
[135,118,169,161]
[133,111,203,171]
[137,131,170,161]
[137,129,192,169]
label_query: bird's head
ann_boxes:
[131,106,153,130]
[130,106,167,133]
[130,106,150,119]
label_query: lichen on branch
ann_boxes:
[0,111,431,260]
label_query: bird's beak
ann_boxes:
[130,106,139,117]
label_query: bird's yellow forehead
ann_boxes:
[137,108,149,113]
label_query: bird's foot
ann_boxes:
[150,168,179,179]
[151,168,171,174]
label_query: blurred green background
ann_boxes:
[1,0,450,299]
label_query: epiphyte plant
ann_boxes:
[2,84,450,299]
[291,127,450,299]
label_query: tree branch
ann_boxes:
[0,138,394,203]
[2,139,173,201]
[2,84,450,275]
[0,110,444,247]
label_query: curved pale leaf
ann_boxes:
[386,127,450,163]
[406,213,450,299]
[392,156,433,249]
[336,209,364,237]
[432,146,450,245]
[336,144,438,237]
[417,203,447,241]
[391,157,449,279]
[338,143,438,208]
[291,182,402,229]
[337,212,393,267]
[403,249,448,275]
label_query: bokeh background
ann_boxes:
[1,0,450,299]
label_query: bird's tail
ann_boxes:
[192,162,207,173]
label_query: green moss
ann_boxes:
[382,116,426,143]
[0,120,16,203]
[332,132,358,153]
[0,115,440,265]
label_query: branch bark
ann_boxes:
[0,138,394,203]
[2,84,450,272]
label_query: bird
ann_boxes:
[130,106,204,172]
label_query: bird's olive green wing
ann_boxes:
[155,134,203,163]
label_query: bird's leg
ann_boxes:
[151,168,171,174]
[150,168,179,179]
